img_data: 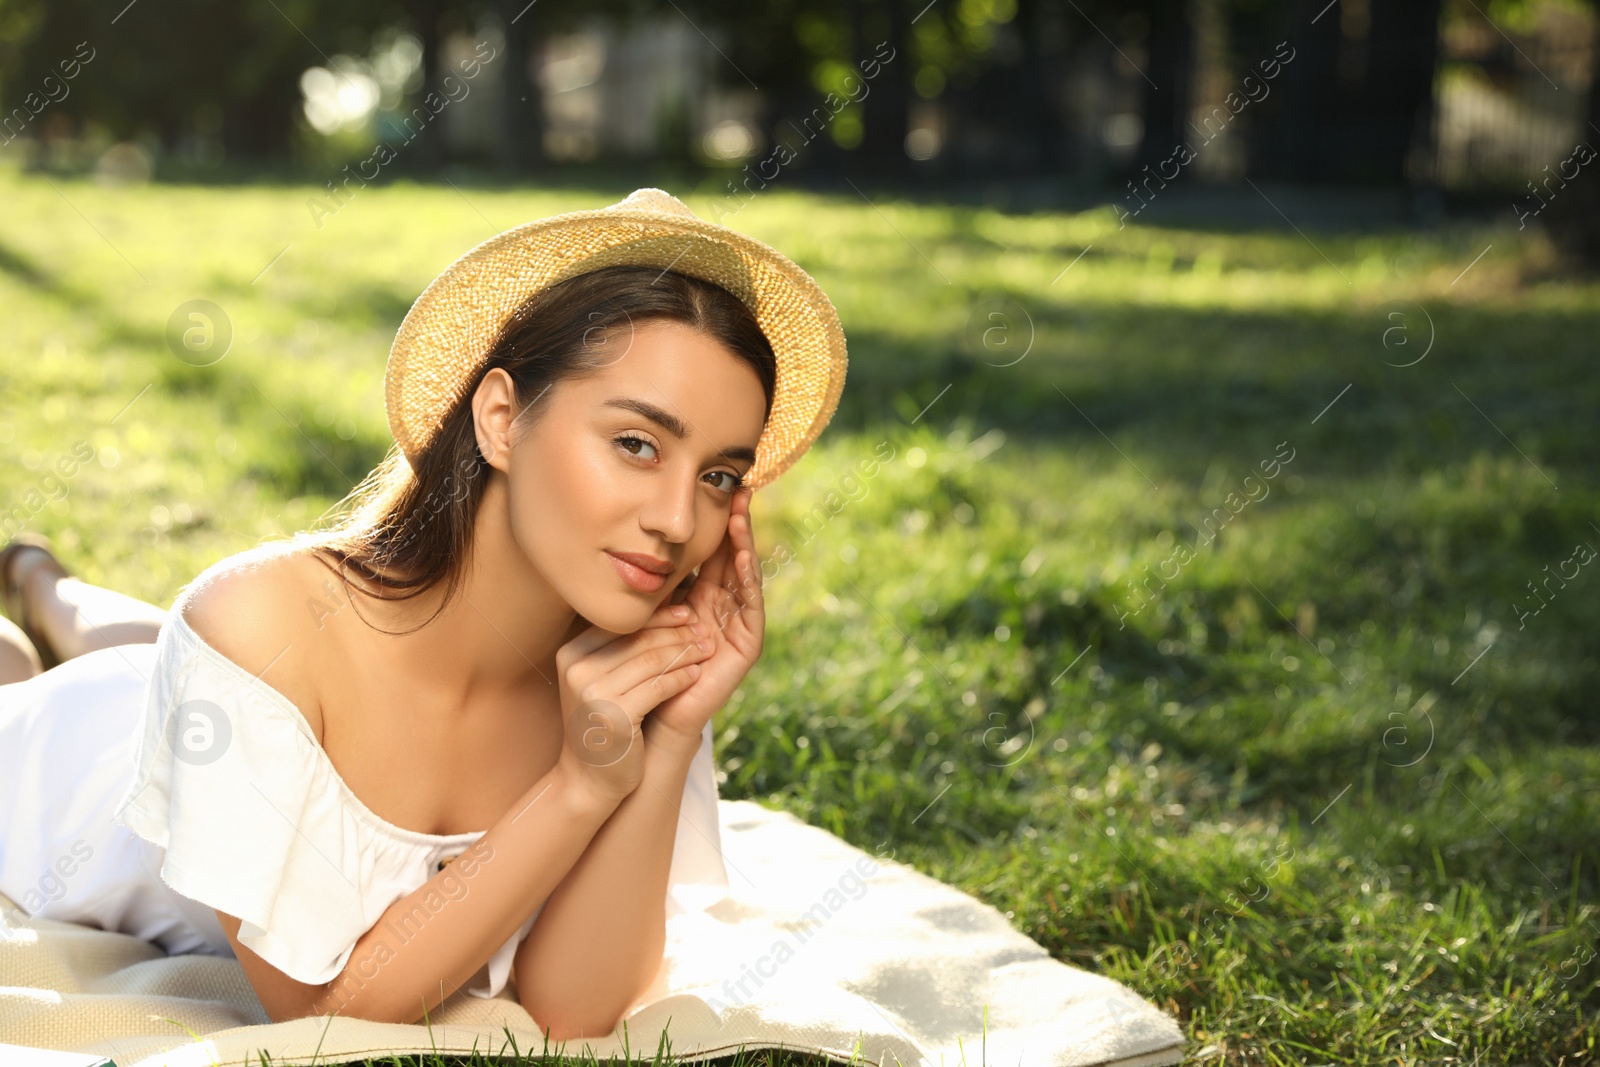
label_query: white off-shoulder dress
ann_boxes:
[0,607,730,1002]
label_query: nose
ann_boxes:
[638,465,698,545]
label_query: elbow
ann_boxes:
[254,982,332,1026]
[524,990,631,1043]
[538,1011,625,1044]
[522,964,657,1043]
[518,930,665,1041]
[292,981,416,1028]
[262,997,328,1026]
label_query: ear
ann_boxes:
[471,367,520,473]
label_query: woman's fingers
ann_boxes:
[724,490,760,616]
[693,488,753,608]
[645,601,694,628]
[696,538,730,601]
[559,622,628,664]
[737,547,764,616]
[603,631,714,697]
[731,489,755,552]
[622,658,704,710]
[696,501,743,596]
[573,620,702,676]
[557,601,690,665]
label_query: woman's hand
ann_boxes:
[554,604,716,808]
[647,487,765,749]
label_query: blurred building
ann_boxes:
[1413,2,1597,188]
[383,11,762,169]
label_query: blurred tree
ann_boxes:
[794,0,869,167]
[677,0,1039,183]
[494,0,543,174]
[1128,0,1196,175]
[1015,0,1068,175]
[589,0,817,174]
[407,0,447,173]
[0,0,410,164]
[1547,0,1600,268]
[1355,0,1443,181]
[851,0,911,179]
[901,0,1044,181]
[1252,0,1442,183]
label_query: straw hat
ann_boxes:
[385,187,848,491]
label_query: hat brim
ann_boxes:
[386,203,848,491]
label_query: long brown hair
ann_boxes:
[277,264,777,636]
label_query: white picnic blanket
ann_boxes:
[0,799,1186,1067]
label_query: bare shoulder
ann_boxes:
[174,543,332,741]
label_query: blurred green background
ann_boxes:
[1,161,1596,1062]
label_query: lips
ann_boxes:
[606,551,670,593]
[609,550,673,575]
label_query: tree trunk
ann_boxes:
[408,0,444,174]
[1352,0,1443,183]
[1135,0,1193,171]
[496,0,543,174]
[855,0,911,181]
[1266,0,1342,180]
[1016,0,1063,175]
[1547,9,1600,267]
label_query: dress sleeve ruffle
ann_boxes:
[112,616,383,987]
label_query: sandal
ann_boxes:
[0,533,68,671]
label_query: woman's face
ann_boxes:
[478,318,768,634]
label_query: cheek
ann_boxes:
[692,512,731,565]
[507,442,615,554]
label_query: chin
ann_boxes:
[589,604,657,635]
[571,556,699,634]
[572,579,667,634]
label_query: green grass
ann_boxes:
[2,159,1597,1065]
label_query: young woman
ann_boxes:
[0,188,848,1040]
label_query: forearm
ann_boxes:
[304,758,617,1024]
[513,724,702,1037]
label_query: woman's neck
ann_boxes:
[345,474,582,708]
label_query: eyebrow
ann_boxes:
[602,395,758,466]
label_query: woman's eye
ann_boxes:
[617,434,743,493]
[615,434,657,461]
